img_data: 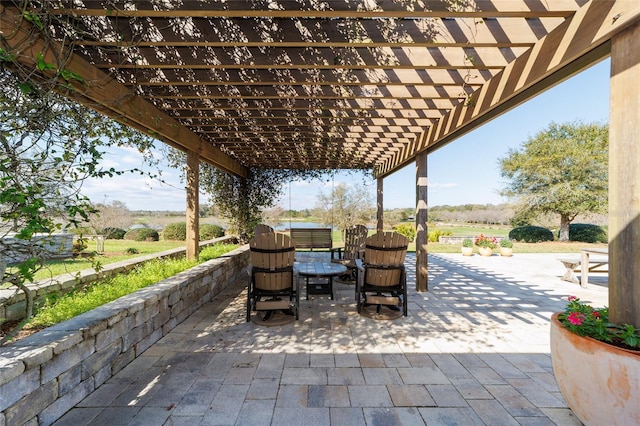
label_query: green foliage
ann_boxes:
[124,228,159,242]
[125,247,140,255]
[509,226,553,243]
[567,223,607,243]
[100,227,126,240]
[200,224,225,240]
[72,239,88,254]
[559,296,640,349]
[190,159,335,240]
[199,243,238,262]
[428,229,452,243]
[28,244,238,328]
[499,238,513,248]
[315,181,374,233]
[462,238,473,248]
[393,223,416,242]
[500,121,608,241]
[474,234,498,249]
[163,222,187,241]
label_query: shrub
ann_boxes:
[100,227,126,240]
[428,229,452,243]
[162,222,187,241]
[509,225,553,243]
[500,238,513,248]
[72,238,88,254]
[200,224,225,240]
[393,223,416,242]
[462,238,473,248]
[567,223,607,243]
[125,247,140,254]
[124,228,159,242]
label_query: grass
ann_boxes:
[423,241,604,254]
[329,225,603,253]
[27,243,238,328]
[19,240,189,282]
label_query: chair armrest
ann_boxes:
[330,247,343,259]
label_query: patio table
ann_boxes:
[296,262,347,300]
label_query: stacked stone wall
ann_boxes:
[0,245,250,425]
[0,236,237,322]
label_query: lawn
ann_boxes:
[16,226,605,283]
[22,240,189,281]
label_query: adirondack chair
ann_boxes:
[330,224,369,280]
[247,232,298,321]
[355,231,409,316]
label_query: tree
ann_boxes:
[196,162,328,240]
[0,70,156,342]
[88,200,133,232]
[315,182,374,234]
[499,121,608,241]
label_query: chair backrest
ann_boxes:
[342,224,369,261]
[249,232,296,291]
[363,231,409,287]
[254,224,274,237]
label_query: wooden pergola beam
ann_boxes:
[0,6,247,179]
[50,9,576,19]
[376,0,640,177]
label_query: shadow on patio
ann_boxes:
[56,252,608,425]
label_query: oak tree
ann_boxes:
[499,121,608,241]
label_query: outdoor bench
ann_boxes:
[559,248,608,286]
[290,228,332,251]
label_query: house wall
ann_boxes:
[0,245,250,426]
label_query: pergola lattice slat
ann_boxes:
[2,0,636,174]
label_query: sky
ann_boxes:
[82,58,611,212]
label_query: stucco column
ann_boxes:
[186,150,200,260]
[416,151,428,292]
[609,21,640,327]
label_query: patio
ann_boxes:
[55,253,607,425]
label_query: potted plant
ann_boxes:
[461,238,473,256]
[499,238,513,256]
[550,296,640,425]
[474,234,497,256]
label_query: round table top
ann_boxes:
[295,262,347,276]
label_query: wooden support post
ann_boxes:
[609,21,640,327]
[377,177,384,232]
[416,152,428,292]
[186,150,200,260]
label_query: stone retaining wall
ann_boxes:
[1,233,74,263]
[0,236,237,322]
[0,244,250,426]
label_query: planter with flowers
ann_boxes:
[474,234,497,256]
[499,238,513,256]
[461,238,473,256]
[551,296,640,425]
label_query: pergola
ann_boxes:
[1,1,639,324]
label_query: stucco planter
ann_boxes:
[477,247,493,256]
[461,246,473,256]
[550,312,640,426]
[499,247,513,257]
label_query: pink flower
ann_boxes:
[592,311,601,319]
[567,312,585,325]
[568,296,577,302]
